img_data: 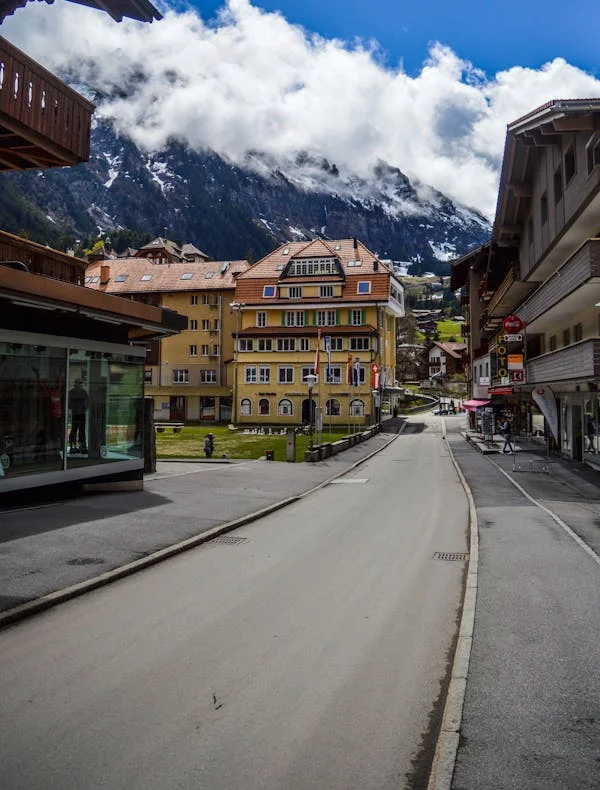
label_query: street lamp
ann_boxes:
[305,373,317,451]
[230,302,245,424]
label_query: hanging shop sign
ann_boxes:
[503,315,525,333]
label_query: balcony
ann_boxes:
[527,339,600,385]
[0,228,85,284]
[486,263,537,319]
[0,36,94,170]
[518,239,600,333]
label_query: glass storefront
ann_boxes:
[0,340,143,481]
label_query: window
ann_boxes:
[350,337,370,351]
[284,311,305,327]
[191,295,199,305]
[189,345,197,357]
[350,399,365,416]
[278,398,293,416]
[574,322,583,342]
[319,285,334,298]
[258,338,272,352]
[115,274,128,282]
[325,398,341,416]
[144,369,152,383]
[357,281,371,294]
[202,319,210,330]
[278,367,294,384]
[259,398,270,415]
[259,365,271,383]
[540,192,548,226]
[141,274,152,282]
[202,294,210,304]
[299,338,309,351]
[173,369,189,383]
[324,366,342,384]
[289,259,337,276]
[263,285,276,298]
[200,369,217,383]
[350,309,363,326]
[587,137,600,174]
[201,345,209,356]
[329,337,343,350]
[563,327,571,347]
[288,286,302,299]
[213,319,220,331]
[257,311,267,327]
[565,145,576,184]
[282,247,290,256]
[316,310,337,326]
[190,320,198,331]
[301,366,316,381]
[554,167,563,204]
[277,338,296,352]
[245,365,257,383]
[180,272,194,280]
[549,335,557,352]
[212,344,220,356]
[238,339,253,352]
[240,398,251,416]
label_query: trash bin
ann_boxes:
[265,449,274,461]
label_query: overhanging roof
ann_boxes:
[0,0,161,23]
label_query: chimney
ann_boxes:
[100,264,110,285]
[353,237,359,260]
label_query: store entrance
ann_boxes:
[170,396,186,422]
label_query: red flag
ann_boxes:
[347,351,353,385]
[314,330,321,376]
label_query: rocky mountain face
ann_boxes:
[2,121,490,269]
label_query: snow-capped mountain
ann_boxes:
[2,121,490,267]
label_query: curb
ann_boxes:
[0,433,399,630]
[427,425,479,790]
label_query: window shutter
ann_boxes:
[347,310,352,325]
[335,311,339,325]
[311,311,316,326]
[281,311,285,326]
[304,311,308,326]
[361,310,365,325]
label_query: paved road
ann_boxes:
[0,420,467,790]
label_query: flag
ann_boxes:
[353,357,360,387]
[347,351,353,385]
[314,330,321,377]
[371,363,380,390]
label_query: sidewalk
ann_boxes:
[445,428,600,790]
[0,424,403,624]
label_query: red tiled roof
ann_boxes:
[85,258,249,294]
[433,341,467,359]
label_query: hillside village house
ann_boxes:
[85,250,249,422]
[427,341,467,385]
[0,0,188,494]
[231,238,404,427]
[452,99,600,465]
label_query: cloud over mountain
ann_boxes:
[4,0,600,218]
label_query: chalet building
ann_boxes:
[427,341,467,385]
[0,0,188,494]
[231,238,404,427]
[134,238,211,264]
[85,256,250,422]
[452,99,600,465]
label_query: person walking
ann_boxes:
[501,416,514,454]
[586,416,595,453]
[203,433,214,458]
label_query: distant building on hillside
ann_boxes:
[428,341,467,386]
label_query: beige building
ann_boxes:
[232,238,404,427]
[86,252,249,422]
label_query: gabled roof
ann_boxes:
[292,238,338,259]
[432,341,467,359]
[85,257,249,293]
[0,0,161,23]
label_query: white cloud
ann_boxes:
[4,0,600,218]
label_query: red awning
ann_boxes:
[462,399,491,411]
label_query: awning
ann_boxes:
[462,399,491,411]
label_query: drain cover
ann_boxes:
[212,536,248,545]
[433,552,469,562]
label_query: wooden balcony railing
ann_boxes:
[0,35,94,170]
[0,229,85,284]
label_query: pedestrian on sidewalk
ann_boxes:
[501,417,514,454]
[586,416,595,453]
[204,433,214,458]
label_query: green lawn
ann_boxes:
[156,425,353,463]
[415,318,462,344]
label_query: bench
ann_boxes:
[155,423,184,433]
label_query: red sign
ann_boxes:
[489,385,514,395]
[503,314,524,333]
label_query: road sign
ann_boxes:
[504,333,523,342]
[503,315,524,333]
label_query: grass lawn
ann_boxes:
[156,425,353,463]
[415,318,462,344]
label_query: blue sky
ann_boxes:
[6,0,600,217]
[188,0,599,77]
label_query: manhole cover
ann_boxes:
[433,552,469,562]
[212,536,248,545]
[67,557,106,566]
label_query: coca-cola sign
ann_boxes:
[503,314,524,333]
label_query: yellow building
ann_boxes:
[232,238,404,427]
[86,253,249,421]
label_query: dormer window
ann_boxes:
[282,247,290,255]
